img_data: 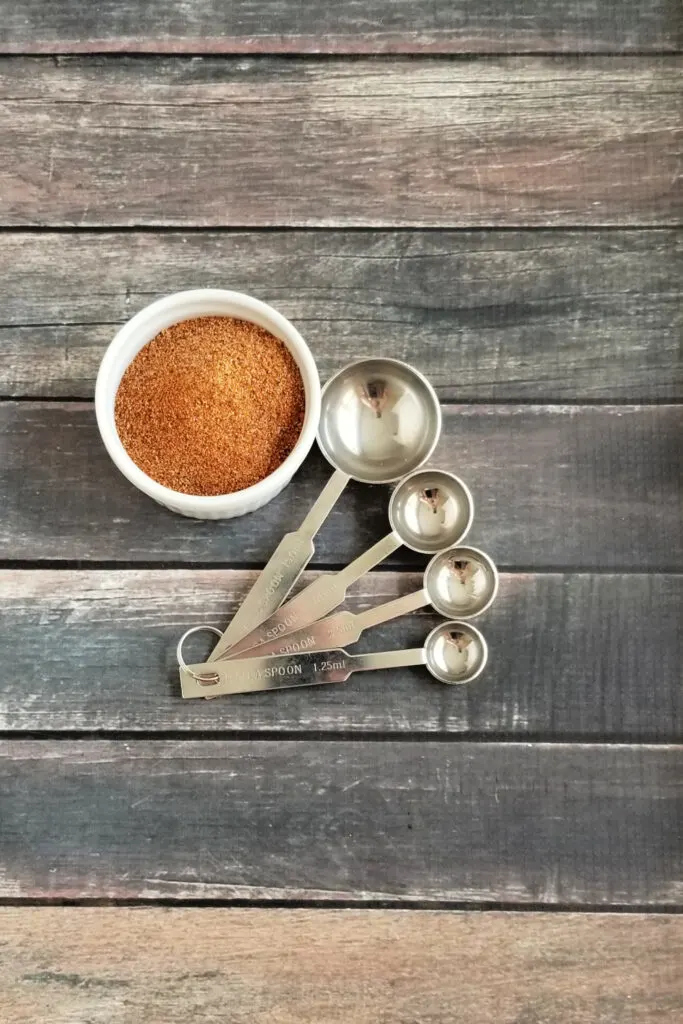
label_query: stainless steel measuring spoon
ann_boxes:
[214,469,474,661]
[234,546,498,659]
[179,620,488,697]
[206,358,442,663]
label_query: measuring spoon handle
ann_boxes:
[298,468,350,537]
[240,610,362,658]
[207,469,349,662]
[354,589,429,632]
[353,648,426,672]
[249,589,429,659]
[180,646,426,698]
[181,648,354,697]
[219,532,402,660]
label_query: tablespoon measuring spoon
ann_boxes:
[207,357,441,663]
[179,620,488,697]
[214,469,474,661]
[236,546,498,659]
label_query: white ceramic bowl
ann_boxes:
[95,289,321,519]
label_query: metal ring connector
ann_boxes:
[176,626,223,686]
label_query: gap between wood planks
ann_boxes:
[0,224,677,233]
[3,560,683,572]
[0,732,680,745]
[1,48,681,57]
[0,897,682,911]
[3,397,682,406]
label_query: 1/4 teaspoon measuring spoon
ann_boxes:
[206,358,441,663]
[232,546,498,659]
[179,621,488,697]
[214,469,474,662]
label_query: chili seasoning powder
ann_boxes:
[114,316,306,496]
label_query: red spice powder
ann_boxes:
[114,316,306,496]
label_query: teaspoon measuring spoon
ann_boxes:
[179,620,488,697]
[207,358,441,663]
[214,469,474,662]
[235,546,498,659]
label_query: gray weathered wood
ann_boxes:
[1,402,680,570]
[1,570,680,737]
[2,229,681,401]
[0,0,680,54]
[2,909,682,1024]
[1,57,680,227]
[0,740,680,902]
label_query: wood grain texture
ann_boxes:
[0,740,680,902]
[2,909,682,1024]
[1,0,681,54]
[1,570,681,737]
[1,57,681,227]
[1,403,680,570]
[2,229,681,401]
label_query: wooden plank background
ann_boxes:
[1,740,681,902]
[2,910,682,1024]
[1,569,681,736]
[2,230,681,401]
[0,1,681,1019]
[1,57,681,227]
[2,403,681,569]
[0,0,680,53]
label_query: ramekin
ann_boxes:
[95,289,321,519]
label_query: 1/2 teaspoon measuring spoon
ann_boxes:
[233,546,498,659]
